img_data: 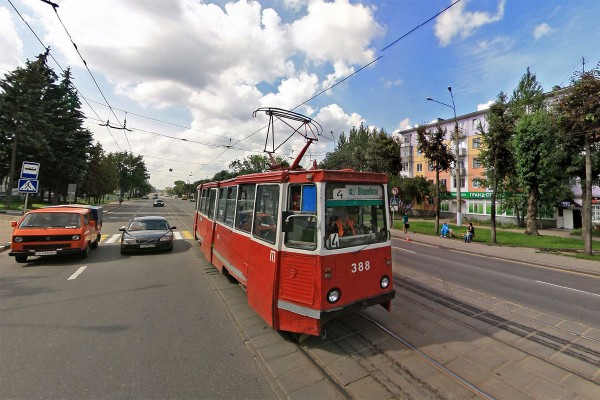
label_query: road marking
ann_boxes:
[536,280,600,298]
[68,266,87,280]
[392,246,416,254]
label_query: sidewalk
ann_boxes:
[392,228,600,277]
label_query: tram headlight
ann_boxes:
[380,275,390,289]
[327,288,341,304]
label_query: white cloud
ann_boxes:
[434,0,506,47]
[291,0,383,65]
[396,118,412,131]
[0,8,23,74]
[533,23,553,40]
[383,79,403,89]
[477,100,494,111]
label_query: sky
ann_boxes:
[1,0,599,190]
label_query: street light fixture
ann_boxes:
[426,86,462,227]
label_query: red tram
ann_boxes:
[193,108,395,337]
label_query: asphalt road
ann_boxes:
[0,198,277,400]
[391,237,600,327]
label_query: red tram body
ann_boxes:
[194,168,395,336]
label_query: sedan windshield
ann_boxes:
[128,220,169,230]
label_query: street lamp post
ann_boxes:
[427,86,462,227]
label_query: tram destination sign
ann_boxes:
[345,185,382,199]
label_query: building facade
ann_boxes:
[397,109,600,230]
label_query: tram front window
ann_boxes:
[325,205,387,249]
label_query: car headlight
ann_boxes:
[13,236,23,243]
[159,232,174,242]
[72,235,80,241]
[327,288,341,304]
[122,234,137,244]
[380,275,390,289]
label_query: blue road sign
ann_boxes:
[18,179,39,193]
[390,197,399,206]
[21,161,40,179]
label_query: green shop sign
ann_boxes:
[444,192,493,199]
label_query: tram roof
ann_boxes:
[198,168,388,189]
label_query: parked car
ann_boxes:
[181,195,188,200]
[153,199,165,207]
[119,216,176,254]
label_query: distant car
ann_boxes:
[181,195,188,200]
[153,199,164,207]
[119,216,176,254]
[142,195,150,199]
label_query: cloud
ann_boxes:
[291,0,383,65]
[477,100,494,111]
[533,23,553,40]
[0,8,23,74]
[434,0,506,47]
[383,79,403,89]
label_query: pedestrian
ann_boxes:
[464,222,475,243]
[440,222,449,238]
[403,212,409,233]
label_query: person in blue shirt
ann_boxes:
[440,222,449,238]
[402,213,409,233]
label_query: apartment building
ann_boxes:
[397,109,600,230]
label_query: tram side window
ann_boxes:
[218,187,237,226]
[206,188,217,220]
[235,184,256,233]
[284,184,317,250]
[253,185,279,244]
[199,189,208,214]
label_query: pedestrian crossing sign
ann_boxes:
[18,179,39,193]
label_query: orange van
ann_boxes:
[9,205,102,263]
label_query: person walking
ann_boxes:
[464,222,475,243]
[403,213,409,234]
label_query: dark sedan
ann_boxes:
[119,216,176,254]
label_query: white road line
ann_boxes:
[173,231,183,240]
[105,234,120,244]
[68,266,87,281]
[536,280,600,298]
[392,246,416,254]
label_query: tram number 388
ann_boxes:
[351,261,371,273]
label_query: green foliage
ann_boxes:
[393,176,432,214]
[229,154,287,176]
[319,123,401,174]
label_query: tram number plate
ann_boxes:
[351,261,371,273]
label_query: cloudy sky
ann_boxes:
[2,0,599,189]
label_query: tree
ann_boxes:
[81,143,119,203]
[416,124,455,234]
[477,92,515,243]
[229,154,287,176]
[555,68,600,255]
[392,176,433,215]
[364,128,402,174]
[513,110,562,235]
[0,52,56,205]
[319,123,370,171]
[108,151,150,198]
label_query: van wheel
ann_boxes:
[91,234,100,249]
[80,243,91,258]
[15,255,28,263]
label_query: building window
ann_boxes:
[428,162,434,172]
[403,135,411,144]
[453,177,466,189]
[473,137,481,148]
[417,148,422,156]
[417,163,423,172]
[473,118,480,130]
[440,179,447,189]
[473,158,482,168]
[472,179,481,188]
[591,205,600,222]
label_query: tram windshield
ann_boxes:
[324,183,388,249]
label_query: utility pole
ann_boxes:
[448,87,462,227]
[426,87,462,226]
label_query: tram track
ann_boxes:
[395,277,600,386]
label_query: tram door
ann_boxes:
[247,185,280,326]
[199,188,218,262]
